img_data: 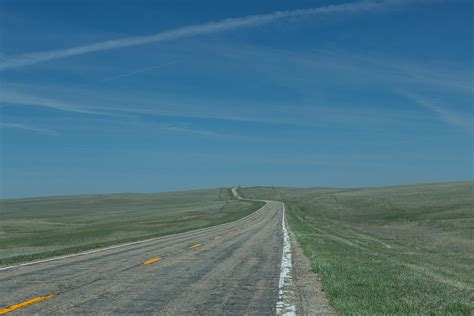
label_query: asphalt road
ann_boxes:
[0,199,287,315]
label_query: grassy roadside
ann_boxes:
[241,183,474,314]
[0,188,264,265]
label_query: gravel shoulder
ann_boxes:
[289,228,336,315]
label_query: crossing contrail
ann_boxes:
[98,61,178,82]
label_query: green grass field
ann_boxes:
[0,188,263,265]
[240,182,474,314]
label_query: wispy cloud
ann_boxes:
[1,83,436,129]
[403,92,473,133]
[157,123,223,138]
[0,0,416,70]
[0,86,284,123]
[0,90,112,116]
[98,61,178,82]
[311,49,474,93]
[0,122,58,135]
[211,43,473,94]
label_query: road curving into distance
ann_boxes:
[0,189,296,315]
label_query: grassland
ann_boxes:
[240,182,474,314]
[0,188,264,265]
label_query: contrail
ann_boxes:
[98,61,178,82]
[0,1,414,70]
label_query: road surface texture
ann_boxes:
[1,190,334,315]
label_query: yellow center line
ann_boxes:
[190,243,203,249]
[143,257,161,265]
[213,235,221,240]
[0,294,54,315]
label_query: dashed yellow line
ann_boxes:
[1,238,218,314]
[0,294,54,315]
[143,257,161,265]
[2,240,215,314]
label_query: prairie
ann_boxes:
[240,182,474,314]
[0,188,263,265]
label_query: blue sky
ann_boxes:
[0,0,472,198]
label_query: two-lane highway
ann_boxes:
[0,198,292,315]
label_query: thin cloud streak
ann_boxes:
[0,122,58,135]
[0,90,134,118]
[0,0,415,70]
[157,123,223,138]
[98,61,178,82]
[312,49,474,92]
[0,91,109,115]
[1,84,441,128]
[215,44,473,93]
[403,92,473,133]
[0,88,281,123]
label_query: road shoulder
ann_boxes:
[289,227,336,315]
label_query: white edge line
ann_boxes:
[276,202,296,316]
[0,189,268,271]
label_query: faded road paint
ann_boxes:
[231,188,296,315]
[190,243,203,249]
[276,203,296,316]
[0,294,54,315]
[143,257,161,265]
